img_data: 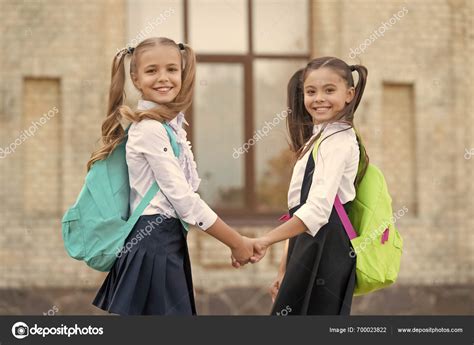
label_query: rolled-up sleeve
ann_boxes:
[294,140,351,237]
[132,120,217,230]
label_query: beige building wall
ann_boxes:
[0,0,127,288]
[0,0,472,297]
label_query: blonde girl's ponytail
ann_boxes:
[86,49,132,171]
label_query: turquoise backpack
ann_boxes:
[313,135,403,296]
[61,123,182,272]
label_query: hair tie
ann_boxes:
[350,65,357,71]
[178,43,185,51]
[127,46,135,55]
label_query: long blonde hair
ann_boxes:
[86,37,196,171]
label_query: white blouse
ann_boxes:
[288,122,360,237]
[126,100,217,230]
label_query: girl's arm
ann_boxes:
[278,239,289,274]
[245,217,308,264]
[260,216,307,247]
[206,217,253,264]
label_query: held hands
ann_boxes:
[230,236,270,269]
[229,236,254,267]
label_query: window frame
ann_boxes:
[184,0,312,221]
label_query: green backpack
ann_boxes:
[313,135,403,296]
[61,123,182,272]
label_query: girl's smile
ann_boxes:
[313,106,332,114]
[153,86,174,95]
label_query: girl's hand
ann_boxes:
[249,236,270,263]
[230,236,269,268]
[269,271,285,303]
[230,236,254,267]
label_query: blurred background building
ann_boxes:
[0,0,472,315]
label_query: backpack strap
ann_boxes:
[312,134,358,240]
[162,122,180,157]
[127,181,160,229]
[334,196,357,240]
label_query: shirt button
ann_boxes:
[164,147,168,152]
[198,222,203,226]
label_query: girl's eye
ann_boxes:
[168,68,178,72]
[306,90,315,95]
[326,89,335,93]
[146,69,156,74]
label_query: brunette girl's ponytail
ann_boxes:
[286,68,313,154]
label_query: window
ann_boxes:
[189,0,248,53]
[189,0,310,216]
[194,63,245,208]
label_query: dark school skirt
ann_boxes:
[270,204,356,315]
[92,215,196,315]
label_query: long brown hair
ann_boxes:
[287,56,369,187]
[86,37,196,171]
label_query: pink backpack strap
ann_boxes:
[334,195,358,240]
[279,213,291,222]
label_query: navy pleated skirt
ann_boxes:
[92,214,196,315]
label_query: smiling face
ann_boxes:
[303,67,355,125]
[131,45,182,104]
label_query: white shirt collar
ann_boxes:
[137,99,159,111]
[312,121,351,135]
[136,99,188,127]
[169,112,189,129]
[313,123,324,135]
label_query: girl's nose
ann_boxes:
[157,72,169,82]
[315,93,325,102]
